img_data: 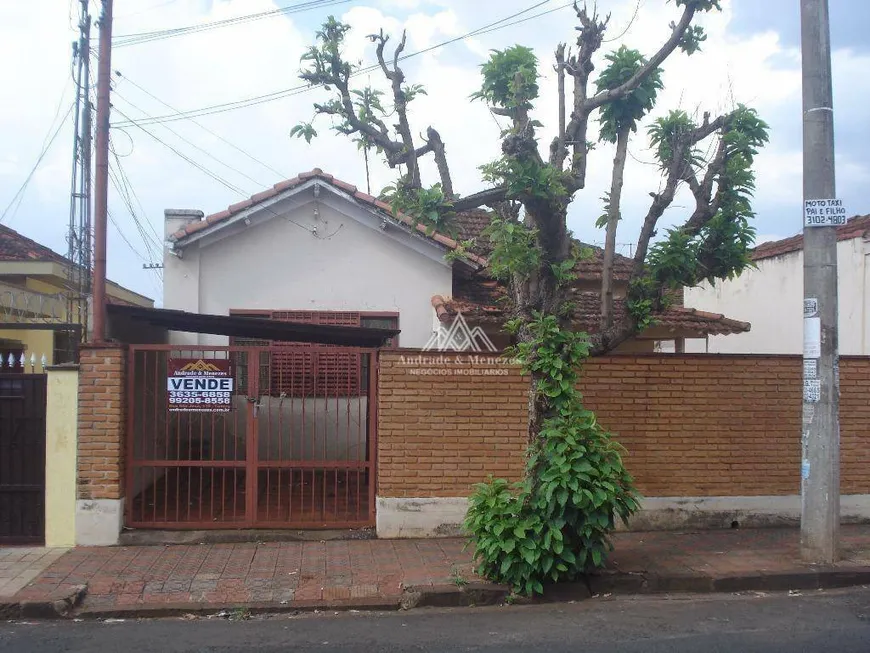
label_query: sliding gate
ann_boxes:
[126,345,377,529]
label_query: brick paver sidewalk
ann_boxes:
[9,525,870,614]
[12,538,479,611]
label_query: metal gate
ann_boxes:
[126,345,377,529]
[0,374,46,544]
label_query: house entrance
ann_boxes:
[126,344,377,529]
[0,373,46,543]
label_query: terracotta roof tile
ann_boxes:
[168,168,488,266]
[0,224,68,264]
[251,188,279,203]
[434,280,750,337]
[752,215,870,261]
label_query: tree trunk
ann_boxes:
[601,125,630,330]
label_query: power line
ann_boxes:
[113,109,324,239]
[109,140,163,245]
[114,71,289,179]
[113,89,272,189]
[111,0,569,127]
[108,148,162,255]
[113,0,352,47]
[1,102,75,224]
[113,106,251,196]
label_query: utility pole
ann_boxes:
[92,0,113,342]
[800,0,842,564]
[67,0,92,343]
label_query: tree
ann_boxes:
[293,0,769,595]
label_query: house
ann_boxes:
[163,168,749,352]
[0,224,153,370]
[685,215,870,354]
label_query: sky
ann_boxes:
[1,0,868,302]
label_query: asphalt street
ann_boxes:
[1,587,869,652]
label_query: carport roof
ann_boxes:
[107,304,399,348]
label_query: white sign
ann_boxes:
[803,298,818,318]
[804,316,821,358]
[804,379,821,403]
[803,359,817,379]
[804,199,847,227]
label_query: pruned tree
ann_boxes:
[293,0,768,595]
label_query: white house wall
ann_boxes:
[685,237,869,354]
[163,192,453,348]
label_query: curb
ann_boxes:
[588,566,870,596]
[0,585,87,620]
[75,596,401,620]
[5,568,870,620]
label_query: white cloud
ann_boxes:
[2,0,868,301]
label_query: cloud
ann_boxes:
[2,0,868,302]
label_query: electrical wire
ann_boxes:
[109,141,164,246]
[108,146,163,255]
[1,102,76,224]
[111,0,570,127]
[114,0,352,47]
[114,72,289,179]
[114,106,251,196]
[113,90,272,189]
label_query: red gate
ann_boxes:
[126,345,377,529]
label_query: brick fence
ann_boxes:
[77,344,127,501]
[377,352,870,499]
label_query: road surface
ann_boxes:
[1,587,869,652]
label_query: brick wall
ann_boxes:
[377,353,529,497]
[77,345,127,500]
[377,352,870,498]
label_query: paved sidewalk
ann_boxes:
[0,547,67,598]
[6,525,870,616]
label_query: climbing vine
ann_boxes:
[465,315,639,596]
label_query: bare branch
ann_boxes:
[584,4,696,112]
[425,127,454,198]
[601,125,631,329]
[552,4,608,177]
[632,112,733,274]
[373,29,421,187]
[549,43,567,164]
[452,187,509,212]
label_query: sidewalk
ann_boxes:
[5,525,870,618]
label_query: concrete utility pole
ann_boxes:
[92,0,113,342]
[800,0,841,564]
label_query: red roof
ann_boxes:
[432,278,750,337]
[752,215,870,261]
[169,168,488,267]
[0,224,68,264]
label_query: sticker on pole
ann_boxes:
[168,358,234,412]
[803,298,818,318]
[803,358,817,379]
[804,199,847,227]
[803,379,821,403]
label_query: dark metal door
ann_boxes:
[0,374,46,544]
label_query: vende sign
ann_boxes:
[804,198,847,227]
[167,358,234,412]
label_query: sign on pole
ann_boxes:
[803,199,847,227]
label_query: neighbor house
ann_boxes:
[685,215,870,354]
[0,224,153,370]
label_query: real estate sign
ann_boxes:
[167,358,234,412]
